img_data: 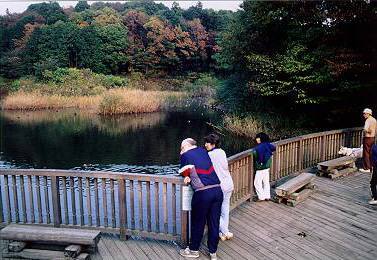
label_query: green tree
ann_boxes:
[217,0,377,106]
[74,1,90,12]
[26,2,67,25]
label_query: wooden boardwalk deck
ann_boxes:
[1,171,377,260]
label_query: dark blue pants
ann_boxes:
[189,186,223,254]
[371,166,377,199]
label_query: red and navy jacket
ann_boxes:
[180,147,220,191]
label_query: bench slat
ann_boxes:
[0,224,100,246]
[317,156,355,168]
[275,172,314,197]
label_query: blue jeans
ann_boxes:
[189,186,223,254]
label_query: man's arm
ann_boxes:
[364,119,371,134]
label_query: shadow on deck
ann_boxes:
[2,171,377,260]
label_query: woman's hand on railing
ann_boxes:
[183,176,191,185]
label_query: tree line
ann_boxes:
[1,0,376,110]
[0,1,231,77]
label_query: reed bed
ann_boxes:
[2,89,185,114]
[223,114,310,140]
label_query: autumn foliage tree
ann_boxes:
[0,1,223,77]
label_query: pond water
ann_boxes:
[0,108,254,174]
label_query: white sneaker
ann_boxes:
[219,233,227,241]
[225,232,234,240]
[359,168,371,173]
[179,247,199,258]
[210,253,217,260]
[368,199,377,205]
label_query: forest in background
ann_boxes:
[1,0,376,131]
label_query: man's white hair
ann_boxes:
[363,108,372,115]
[181,138,197,147]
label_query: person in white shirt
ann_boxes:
[360,108,377,173]
[204,133,234,241]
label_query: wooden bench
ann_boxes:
[317,156,357,179]
[0,224,100,259]
[275,172,315,207]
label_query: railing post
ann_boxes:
[0,177,3,223]
[180,184,190,248]
[320,135,326,161]
[298,139,304,170]
[248,154,254,201]
[51,176,61,227]
[118,179,128,241]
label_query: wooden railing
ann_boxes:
[0,127,363,245]
[0,170,185,242]
[270,127,363,181]
[0,155,252,246]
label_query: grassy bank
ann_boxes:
[1,68,191,114]
[2,88,185,114]
[223,114,312,140]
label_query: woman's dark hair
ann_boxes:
[204,133,220,146]
[255,132,270,143]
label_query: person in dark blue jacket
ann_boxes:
[369,144,377,205]
[179,138,223,260]
[252,132,276,201]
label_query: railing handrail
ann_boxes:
[227,127,363,162]
[0,168,183,184]
[273,127,363,146]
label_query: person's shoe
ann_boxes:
[210,253,217,260]
[256,199,265,202]
[179,247,199,258]
[359,168,371,173]
[265,198,271,201]
[225,232,234,240]
[219,233,227,241]
[368,199,377,205]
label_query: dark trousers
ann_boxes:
[371,167,377,200]
[189,187,223,254]
[363,137,375,170]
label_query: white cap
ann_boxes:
[363,108,372,115]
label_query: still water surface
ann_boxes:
[0,108,253,174]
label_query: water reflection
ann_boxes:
[0,109,253,173]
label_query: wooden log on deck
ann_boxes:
[8,241,27,252]
[2,248,66,260]
[289,188,314,203]
[76,253,90,260]
[275,172,315,197]
[317,156,356,172]
[0,224,101,247]
[64,244,82,258]
[329,167,357,180]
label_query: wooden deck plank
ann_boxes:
[283,201,377,259]
[97,238,114,260]
[123,239,150,260]
[308,197,377,236]
[234,206,318,260]
[145,239,176,260]
[239,204,327,260]
[111,236,139,260]
[296,203,376,260]
[230,214,296,260]
[252,203,353,260]
[101,234,124,260]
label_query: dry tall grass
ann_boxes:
[2,91,100,110]
[223,115,309,140]
[98,89,184,115]
[1,89,185,114]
